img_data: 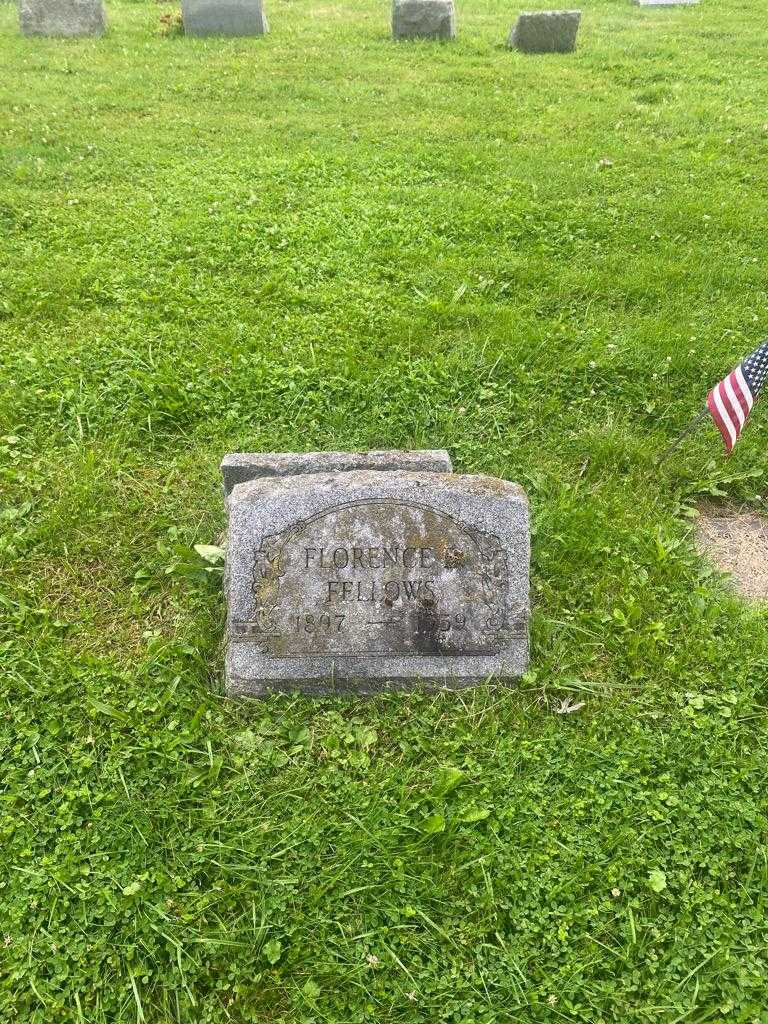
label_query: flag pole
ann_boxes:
[656,405,710,465]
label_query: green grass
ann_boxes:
[3,0,768,1019]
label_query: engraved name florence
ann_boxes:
[231,500,514,657]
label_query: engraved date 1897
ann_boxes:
[293,612,346,634]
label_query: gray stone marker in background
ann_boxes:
[392,0,456,41]
[508,10,581,52]
[221,449,453,496]
[182,0,268,36]
[20,0,107,36]
[225,468,529,696]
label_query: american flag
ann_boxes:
[707,340,768,453]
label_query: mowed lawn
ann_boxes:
[3,0,768,1019]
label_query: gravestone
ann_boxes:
[222,449,453,497]
[182,0,268,36]
[224,467,529,695]
[507,10,581,52]
[392,0,456,41]
[695,505,768,601]
[19,0,107,36]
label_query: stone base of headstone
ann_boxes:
[223,455,530,696]
[392,0,456,41]
[507,10,581,53]
[221,449,453,497]
[181,0,268,36]
[19,0,107,37]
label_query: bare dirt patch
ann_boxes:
[695,504,768,601]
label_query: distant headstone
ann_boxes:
[221,449,453,496]
[224,464,529,695]
[633,0,697,5]
[182,0,268,36]
[507,10,581,52]
[19,0,107,37]
[392,0,456,41]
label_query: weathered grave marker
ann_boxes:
[507,10,581,53]
[20,0,107,37]
[182,0,268,36]
[392,0,457,41]
[224,465,529,695]
[695,505,768,601]
[221,449,453,497]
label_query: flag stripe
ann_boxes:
[734,365,754,412]
[706,388,732,452]
[717,381,741,447]
[708,385,737,451]
[723,374,746,428]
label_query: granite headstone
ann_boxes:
[221,449,453,497]
[508,10,581,52]
[225,468,529,695]
[182,0,268,36]
[20,0,107,37]
[392,0,456,40]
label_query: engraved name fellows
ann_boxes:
[304,544,438,604]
